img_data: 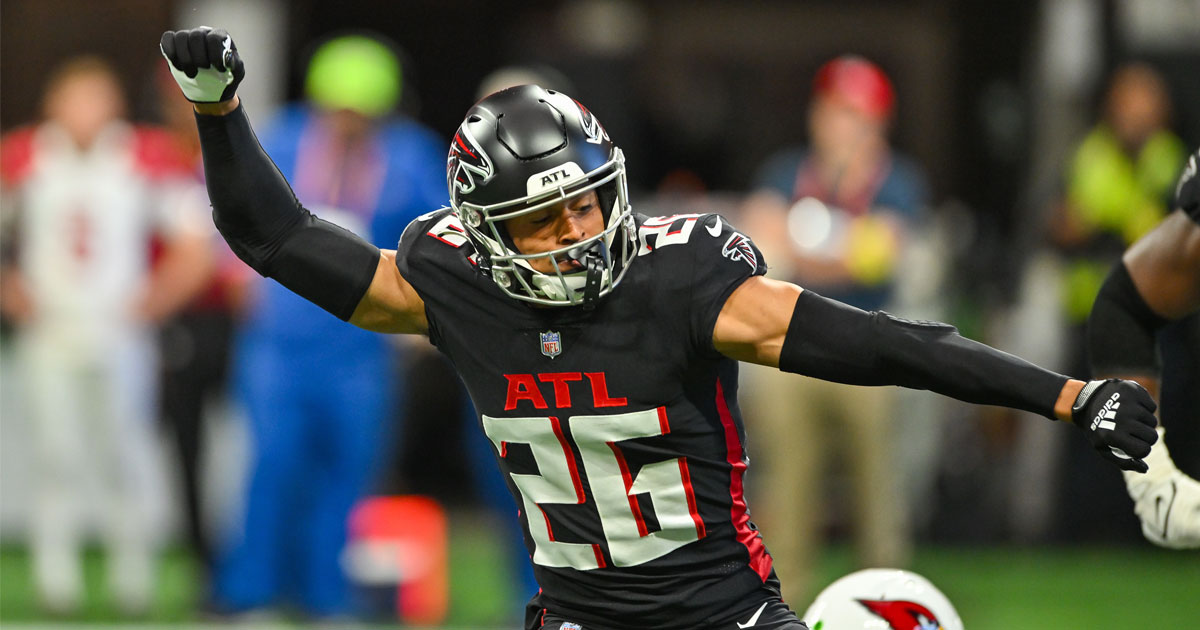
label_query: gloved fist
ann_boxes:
[1176,148,1198,218]
[1070,379,1158,472]
[159,27,244,103]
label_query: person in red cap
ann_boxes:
[740,55,932,606]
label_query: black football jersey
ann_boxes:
[395,209,776,629]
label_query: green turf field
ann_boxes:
[1,525,1196,629]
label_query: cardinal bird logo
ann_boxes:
[857,599,944,630]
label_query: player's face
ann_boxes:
[505,190,605,274]
[45,72,125,149]
[809,95,883,162]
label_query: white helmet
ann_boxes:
[801,568,963,630]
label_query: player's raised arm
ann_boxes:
[714,274,1159,473]
[159,27,426,334]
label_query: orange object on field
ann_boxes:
[346,495,448,625]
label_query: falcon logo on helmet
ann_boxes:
[447,126,494,195]
[858,599,945,630]
[574,98,609,145]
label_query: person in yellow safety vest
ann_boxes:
[1053,63,1186,333]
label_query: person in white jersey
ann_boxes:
[0,56,213,616]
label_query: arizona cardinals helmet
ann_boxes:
[802,568,963,630]
[446,84,635,307]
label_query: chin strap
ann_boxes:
[568,241,610,309]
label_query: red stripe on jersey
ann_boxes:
[539,506,556,541]
[660,406,705,538]
[549,417,586,503]
[715,377,772,582]
[677,457,706,538]
[592,543,607,568]
[609,442,650,537]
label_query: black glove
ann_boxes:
[1070,379,1158,472]
[1175,148,1198,219]
[159,27,245,103]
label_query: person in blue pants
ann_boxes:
[210,33,446,619]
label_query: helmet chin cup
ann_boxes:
[567,240,611,309]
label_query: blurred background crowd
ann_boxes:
[1,0,1197,628]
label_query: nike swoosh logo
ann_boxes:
[737,602,769,628]
[706,216,723,237]
[1156,480,1177,539]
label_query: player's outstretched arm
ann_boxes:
[714,276,1159,472]
[160,27,426,334]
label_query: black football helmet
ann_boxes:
[446,84,635,307]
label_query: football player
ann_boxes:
[161,27,1160,630]
[1088,148,1200,549]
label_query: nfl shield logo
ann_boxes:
[540,330,562,359]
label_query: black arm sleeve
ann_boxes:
[779,290,1070,419]
[196,104,379,321]
[1087,262,1167,375]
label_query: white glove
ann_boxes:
[159,26,244,103]
[1124,427,1200,549]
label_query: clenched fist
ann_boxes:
[1071,379,1158,473]
[160,27,244,103]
